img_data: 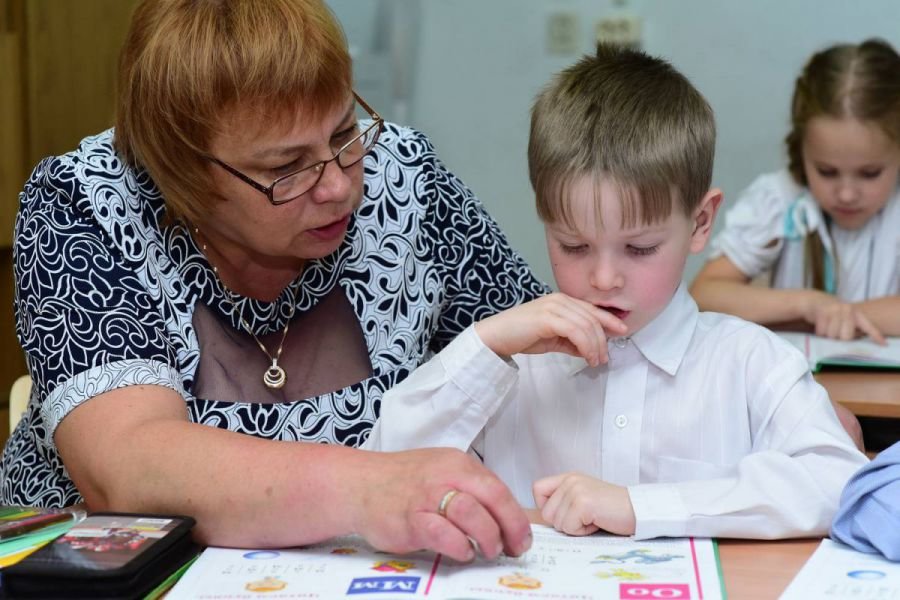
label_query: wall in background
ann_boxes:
[333,0,900,287]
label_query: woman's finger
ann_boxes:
[411,512,477,562]
[438,490,504,560]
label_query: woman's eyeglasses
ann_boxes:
[209,92,384,206]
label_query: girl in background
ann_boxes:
[691,39,900,343]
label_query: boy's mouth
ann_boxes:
[598,305,629,320]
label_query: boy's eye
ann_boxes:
[815,167,838,178]
[628,244,659,256]
[559,243,588,255]
[860,168,883,179]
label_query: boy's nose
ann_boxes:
[589,259,624,291]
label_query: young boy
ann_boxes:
[364,44,867,540]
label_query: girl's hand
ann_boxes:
[532,472,636,536]
[802,292,886,344]
[475,294,627,367]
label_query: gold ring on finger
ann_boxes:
[438,489,460,518]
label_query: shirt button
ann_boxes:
[612,337,629,349]
[615,414,628,428]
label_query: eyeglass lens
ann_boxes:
[271,122,381,204]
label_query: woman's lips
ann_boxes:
[307,215,350,241]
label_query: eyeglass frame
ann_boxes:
[208,92,384,206]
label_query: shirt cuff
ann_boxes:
[628,483,690,540]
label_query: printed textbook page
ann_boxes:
[168,524,724,599]
[781,538,900,599]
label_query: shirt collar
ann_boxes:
[629,283,697,376]
[563,283,698,377]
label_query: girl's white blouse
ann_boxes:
[710,170,900,301]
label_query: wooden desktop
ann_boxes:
[718,538,819,599]
[816,370,900,418]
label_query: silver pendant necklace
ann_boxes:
[194,228,297,390]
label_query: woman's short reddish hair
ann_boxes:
[115,0,352,224]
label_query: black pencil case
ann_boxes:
[1,511,200,599]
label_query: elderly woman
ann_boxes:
[0,0,546,561]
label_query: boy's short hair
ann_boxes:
[115,0,351,225]
[528,43,715,228]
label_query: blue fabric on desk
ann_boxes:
[832,442,900,560]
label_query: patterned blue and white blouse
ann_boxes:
[1,122,548,507]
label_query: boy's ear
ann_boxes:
[689,188,723,254]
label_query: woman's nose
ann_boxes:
[308,159,352,204]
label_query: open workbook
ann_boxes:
[781,538,900,599]
[778,332,900,372]
[167,524,724,599]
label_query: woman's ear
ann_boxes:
[689,189,723,254]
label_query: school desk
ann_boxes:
[718,538,818,599]
[816,370,900,418]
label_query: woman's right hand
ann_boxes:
[801,291,886,344]
[474,293,628,367]
[350,447,532,562]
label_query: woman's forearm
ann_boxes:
[54,385,531,557]
[60,408,363,546]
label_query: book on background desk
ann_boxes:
[778,332,900,372]
[781,538,900,599]
[167,524,724,600]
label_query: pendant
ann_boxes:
[264,360,287,389]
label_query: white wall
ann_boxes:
[333,1,900,288]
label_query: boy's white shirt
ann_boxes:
[710,170,900,300]
[363,284,868,540]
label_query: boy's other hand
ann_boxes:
[475,294,627,367]
[532,472,636,537]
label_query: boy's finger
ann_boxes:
[575,299,627,332]
[532,474,565,509]
[559,312,609,364]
